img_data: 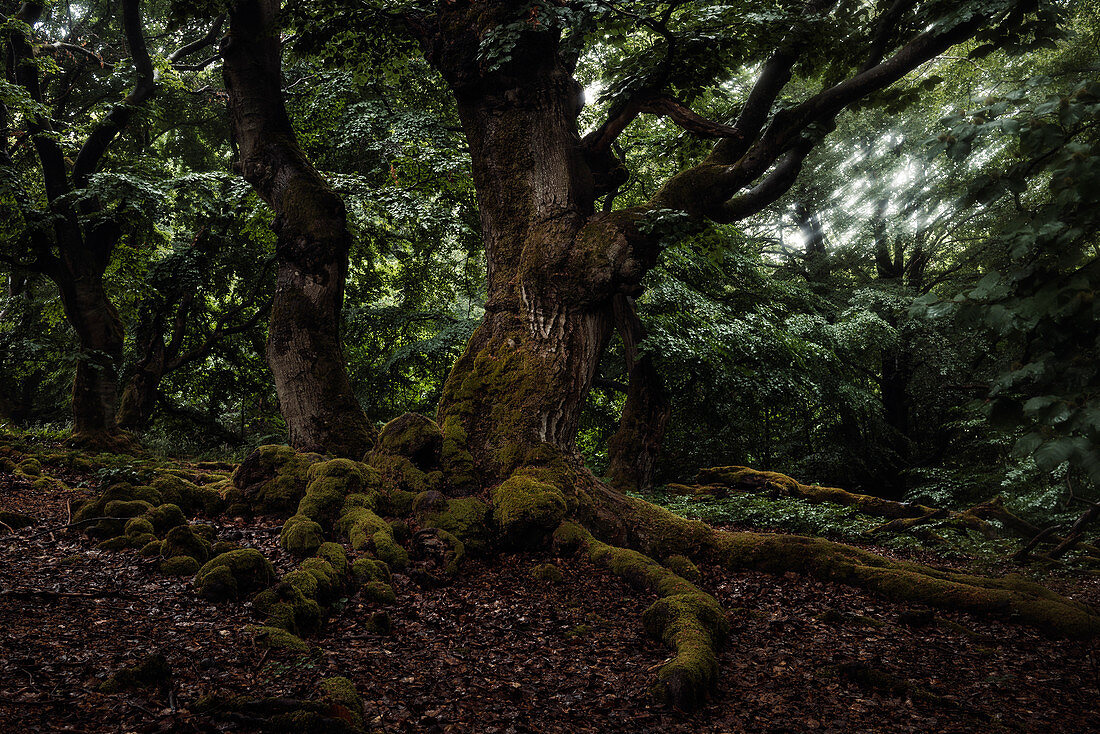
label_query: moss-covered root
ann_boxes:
[693,465,991,536]
[98,651,172,693]
[599,492,1100,638]
[554,521,729,709]
[194,676,365,733]
[708,531,1100,638]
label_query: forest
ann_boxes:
[0,0,1098,731]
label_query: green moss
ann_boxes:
[419,496,492,554]
[564,521,729,709]
[254,583,323,636]
[530,562,563,583]
[283,569,320,600]
[104,499,154,519]
[316,542,349,575]
[124,516,154,537]
[318,676,364,726]
[297,459,379,525]
[141,540,163,557]
[491,473,567,545]
[300,557,341,602]
[150,473,225,516]
[211,540,239,555]
[98,652,171,693]
[361,580,396,604]
[146,503,187,534]
[664,555,701,584]
[98,536,131,551]
[160,556,200,575]
[375,489,416,517]
[351,557,391,586]
[281,515,324,557]
[228,445,324,516]
[195,549,276,601]
[371,531,408,570]
[162,525,211,563]
[566,624,592,639]
[375,413,443,470]
[128,532,156,548]
[440,415,478,494]
[17,458,41,476]
[248,625,309,652]
[338,506,392,553]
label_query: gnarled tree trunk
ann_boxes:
[222,0,373,458]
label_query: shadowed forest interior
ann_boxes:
[1,0,1099,731]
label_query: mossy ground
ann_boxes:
[3,428,1099,719]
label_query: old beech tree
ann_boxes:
[214,0,1099,709]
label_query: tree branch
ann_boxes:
[71,0,155,188]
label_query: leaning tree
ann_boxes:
[201,0,1100,709]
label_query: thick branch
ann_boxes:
[71,0,155,188]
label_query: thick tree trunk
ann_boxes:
[428,10,628,486]
[606,296,670,491]
[222,0,373,458]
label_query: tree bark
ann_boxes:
[427,6,645,487]
[606,296,670,491]
[222,0,373,458]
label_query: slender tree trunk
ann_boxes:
[117,334,165,430]
[222,0,373,458]
[606,296,670,491]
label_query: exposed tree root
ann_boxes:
[48,418,1100,715]
[553,521,729,710]
[690,466,992,535]
[583,487,1100,642]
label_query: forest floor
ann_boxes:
[2,452,1100,733]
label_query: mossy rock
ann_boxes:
[281,515,324,557]
[254,583,323,635]
[351,557,391,586]
[229,445,324,516]
[141,540,164,557]
[318,676,364,727]
[338,507,389,550]
[211,540,239,555]
[128,532,156,548]
[419,495,492,554]
[316,542,349,575]
[248,625,309,652]
[371,531,408,570]
[160,556,201,575]
[124,516,155,537]
[98,535,132,551]
[104,499,155,519]
[162,525,211,563]
[195,549,277,601]
[297,459,379,526]
[374,413,443,470]
[491,473,567,545]
[361,580,396,604]
[146,503,187,534]
[98,652,171,693]
[530,562,563,583]
[300,557,342,602]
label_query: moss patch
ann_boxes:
[195,549,276,601]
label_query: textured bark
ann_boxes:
[222,0,372,458]
[428,7,627,484]
[606,296,670,491]
[59,269,125,443]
